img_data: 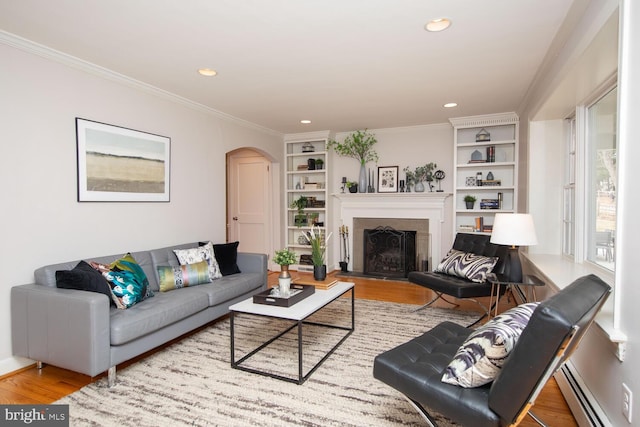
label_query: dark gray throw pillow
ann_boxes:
[55,260,113,304]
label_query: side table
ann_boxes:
[488,274,545,318]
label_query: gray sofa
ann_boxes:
[11,242,267,386]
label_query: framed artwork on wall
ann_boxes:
[377,166,399,193]
[76,118,171,202]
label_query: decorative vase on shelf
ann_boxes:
[348,184,358,193]
[313,264,327,281]
[414,181,425,192]
[358,164,367,193]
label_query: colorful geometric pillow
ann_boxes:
[157,260,211,292]
[434,249,498,283]
[173,241,222,280]
[441,302,539,388]
[90,253,150,309]
[55,261,114,305]
[110,252,153,300]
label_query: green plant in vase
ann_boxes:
[291,195,308,227]
[464,195,477,209]
[304,225,333,281]
[328,129,379,193]
[273,248,297,296]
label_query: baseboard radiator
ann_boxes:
[554,362,612,427]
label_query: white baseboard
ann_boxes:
[555,362,612,427]
[0,356,35,377]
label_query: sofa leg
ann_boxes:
[107,366,116,387]
[36,361,43,370]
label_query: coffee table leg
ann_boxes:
[230,312,235,367]
[298,320,303,384]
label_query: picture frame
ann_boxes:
[76,118,170,202]
[377,166,399,193]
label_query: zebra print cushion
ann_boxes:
[441,302,540,388]
[434,249,498,283]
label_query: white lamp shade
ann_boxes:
[490,213,538,246]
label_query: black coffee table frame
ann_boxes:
[230,284,354,385]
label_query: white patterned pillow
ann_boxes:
[434,249,498,283]
[173,241,222,280]
[442,302,540,388]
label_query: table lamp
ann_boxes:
[490,213,538,283]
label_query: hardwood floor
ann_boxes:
[0,270,577,426]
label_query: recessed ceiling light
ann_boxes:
[425,18,451,32]
[198,68,217,77]
[444,102,458,108]
[300,119,312,124]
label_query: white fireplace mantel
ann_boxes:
[332,192,452,271]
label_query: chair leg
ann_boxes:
[412,292,459,312]
[403,396,439,427]
[527,410,547,427]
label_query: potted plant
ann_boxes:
[346,181,358,193]
[291,195,308,227]
[464,195,477,209]
[404,163,437,192]
[273,248,297,296]
[328,129,379,193]
[304,225,333,281]
[315,158,324,170]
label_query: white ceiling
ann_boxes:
[0,0,576,134]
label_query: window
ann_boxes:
[586,87,617,270]
[562,86,617,271]
[563,117,576,257]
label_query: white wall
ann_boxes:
[520,1,640,425]
[0,41,282,375]
[327,123,455,268]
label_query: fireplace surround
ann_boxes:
[333,193,452,273]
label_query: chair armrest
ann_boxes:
[11,284,111,377]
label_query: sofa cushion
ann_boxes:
[174,241,222,280]
[194,272,264,306]
[109,290,210,345]
[157,260,211,292]
[434,250,498,283]
[55,261,113,304]
[213,241,241,276]
[441,302,539,388]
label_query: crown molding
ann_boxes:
[448,112,519,128]
[0,30,282,138]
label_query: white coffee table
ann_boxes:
[229,281,354,384]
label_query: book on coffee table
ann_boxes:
[292,277,339,290]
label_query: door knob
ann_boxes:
[233,216,238,221]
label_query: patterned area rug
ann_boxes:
[56,298,475,426]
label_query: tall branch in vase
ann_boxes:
[328,129,379,194]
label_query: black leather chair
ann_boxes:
[373,274,611,427]
[408,233,510,324]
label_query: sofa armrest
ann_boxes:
[11,284,111,377]
[236,252,267,274]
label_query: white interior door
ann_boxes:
[228,152,271,255]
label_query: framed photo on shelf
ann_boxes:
[377,166,399,193]
[76,118,170,202]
